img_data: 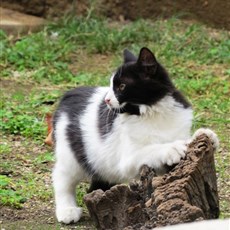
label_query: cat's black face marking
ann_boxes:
[111,47,191,111]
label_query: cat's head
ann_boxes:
[104,47,175,112]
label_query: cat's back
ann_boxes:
[53,86,99,121]
[57,87,95,113]
[53,86,110,126]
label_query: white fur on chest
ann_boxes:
[116,111,190,145]
[80,88,193,182]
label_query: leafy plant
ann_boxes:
[0,175,27,209]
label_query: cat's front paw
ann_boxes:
[163,141,187,166]
[192,128,219,150]
[56,207,82,224]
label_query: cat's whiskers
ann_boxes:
[100,106,109,118]
[105,108,112,133]
[120,107,125,113]
[118,107,122,114]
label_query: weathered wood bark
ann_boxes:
[84,134,219,230]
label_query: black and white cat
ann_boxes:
[52,48,219,224]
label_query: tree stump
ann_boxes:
[84,134,219,230]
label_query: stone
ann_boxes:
[0,7,45,35]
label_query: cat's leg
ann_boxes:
[53,159,85,224]
[140,128,219,169]
[118,140,188,176]
[119,129,219,177]
[52,113,86,224]
[192,128,219,150]
[154,140,188,167]
[88,176,116,193]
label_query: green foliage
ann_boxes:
[1,16,229,85]
[0,175,27,209]
[0,93,46,139]
[155,22,230,64]
[0,30,8,58]
[33,151,54,165]
[0,88,62,139]
[76,183,88,208]
[74,72,108,86]
[47,16,230,64]
[1,29,74,84]
[3,31,72,69]
[0,109,45,137]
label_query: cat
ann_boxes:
[52,47,219,224]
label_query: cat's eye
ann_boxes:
[119,83,126,91]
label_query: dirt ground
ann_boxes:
[0,133,95,230]
[1,206,94,230]
[1,0,230,30]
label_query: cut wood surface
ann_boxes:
[84,134,219,230]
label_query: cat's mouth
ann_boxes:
[104,95,127,110]
[106,101,127,110]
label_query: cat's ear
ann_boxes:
[137,47,157,73]
[123,49,137,63]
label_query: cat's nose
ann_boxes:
[105,98,111,105]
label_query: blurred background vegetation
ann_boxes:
[0,0,229,228]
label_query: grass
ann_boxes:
[0,14,229,225]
